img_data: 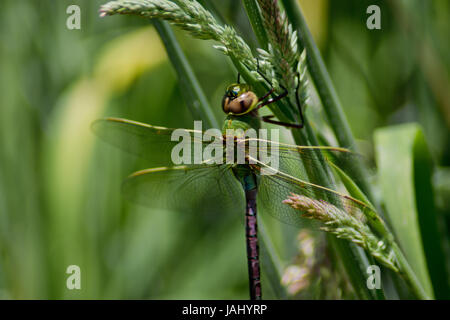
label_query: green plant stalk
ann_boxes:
[235,49,382,298]
[330,162,391,239]
[153,20,218,129]
[280,0,375,205]
[154,20,287,299]
[278,2,430,299]
[197,0,223,22]
[242,0,269,50]
[392,243,431,300]
[234,44,382,300]
[241,3,384,300]
[258,221,288,299]
[328,235,376,299]
[295,121,383,300]
[331,161,429,299]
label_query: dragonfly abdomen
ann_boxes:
[243,175,261,300]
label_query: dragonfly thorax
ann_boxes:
[222,83,258,116]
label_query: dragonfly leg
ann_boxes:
[258,87,275,102]
[258,85,288,108]
[255,59,289,107]
[261,115,304,129]
[294,71,305,128]
[255,59,304,129]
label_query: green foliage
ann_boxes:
[375,124,450,299]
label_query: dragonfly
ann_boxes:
[92,74,370,300]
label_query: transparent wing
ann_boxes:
[122,164,246,216]
[251,143,372,228]
[258,171,371,228]
[245,137,364,178]
[92,117,224,166]
[246,138,369,207]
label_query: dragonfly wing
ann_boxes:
[258,172,369,228]
[92,118,224,166]
[258,173,315,228]
[254,145,370,228]
[122,164,246,216]
[246,137,365,178]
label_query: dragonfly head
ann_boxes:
[222,83,258,116]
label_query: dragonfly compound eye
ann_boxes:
[222,91,258,115]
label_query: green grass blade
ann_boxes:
[242,0,269,50]
[299,121,385,299]
[375,123,448,299]
[329,161,392,240]
[258,220,288,299]
[153,20,219,129]
[292,124,382,299]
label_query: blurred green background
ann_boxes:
[0,0,448,299]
